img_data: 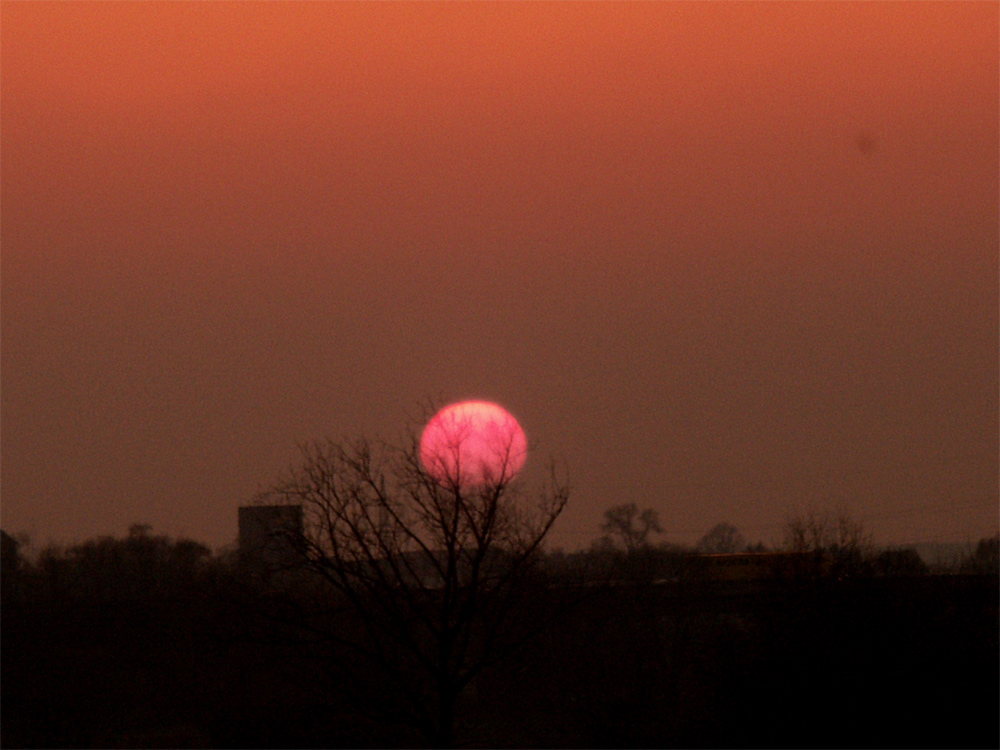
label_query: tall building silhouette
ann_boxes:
[238,504,303,576]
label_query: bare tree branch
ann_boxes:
[251,413,569,748]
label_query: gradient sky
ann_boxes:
[2,1,997,552]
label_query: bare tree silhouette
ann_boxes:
[259,414,569,747]
[598,503,662,553]
[783,510,873,577]
[697,522,746,554]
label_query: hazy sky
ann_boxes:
[2,1,997,552]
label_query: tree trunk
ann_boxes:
[435,686,455,749]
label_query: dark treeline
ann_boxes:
[2,527,998,749]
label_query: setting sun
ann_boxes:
[419,401,528,487]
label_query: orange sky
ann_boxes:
[2,1,997,550]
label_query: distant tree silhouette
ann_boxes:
[598,503,662,553]
[872,547,928,577]
[1,529,21,576]
[696,523,745,554]
[30,525,213,603]
[783,510,873,577]
[1,530,24,604]
[961,534,1000,574]
[259,415,569,747]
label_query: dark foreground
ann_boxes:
[3,573,997,748]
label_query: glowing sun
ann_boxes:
[419,401,528,487]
